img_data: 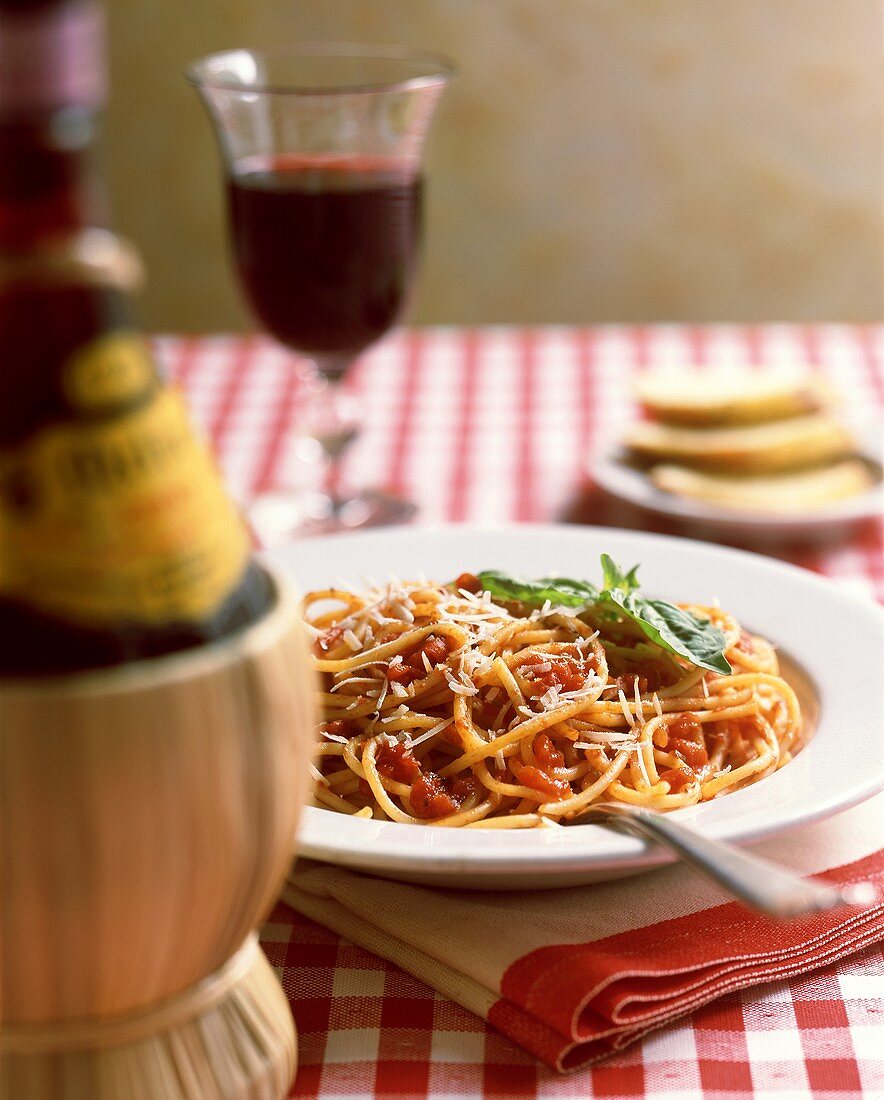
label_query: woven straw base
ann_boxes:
[0,939,296,1100]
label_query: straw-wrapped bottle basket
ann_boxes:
[0,563,316,1100]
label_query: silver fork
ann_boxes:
[566,802,877,918]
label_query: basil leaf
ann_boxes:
[600,553,640,594]
[600,589,732,675]
[476,558,732,675]
[477,571,598,609]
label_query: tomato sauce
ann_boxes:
[722,715,764,766]
[667,714,708,770]
[375,740,421,783]
[609,672,657,694]
[409,772,478,819]
[320,719,352,738]
[659,765,693,793]
[373,738,479,819]
[409,773,457,818]
[386,635,453,686]
[671,738,708,769]
[522,647,597,697]
[510,760,570,801]
[473,691,511,730]
[533,733,565,769]
[670,714,703,740]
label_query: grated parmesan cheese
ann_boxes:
[633,677,645,724]
[538,686,562,712]
[329,676,375,693]
[618,689,636,729]
[390,600,415,623]
[444,668,479,697]
[410,717,454,748]
[320,728,350,745]
[574,730,636,748]
[635,749,652,788]
[446,680,479,697]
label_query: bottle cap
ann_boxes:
[0,0,107,113]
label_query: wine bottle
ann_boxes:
[0,0,274,675]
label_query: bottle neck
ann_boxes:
[0,108,107,251]
[0,0,107,252]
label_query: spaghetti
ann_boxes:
[305,572,802,828]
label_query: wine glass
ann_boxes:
[188,46,453,540]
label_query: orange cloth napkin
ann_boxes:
[283,794,884,1073]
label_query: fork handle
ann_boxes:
[590,803,872,918]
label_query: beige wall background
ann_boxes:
[105,0,884,331]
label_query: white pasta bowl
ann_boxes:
[267,524,884,888]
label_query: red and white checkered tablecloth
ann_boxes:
[157,326,884,1100]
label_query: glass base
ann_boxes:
[249,489,417,544]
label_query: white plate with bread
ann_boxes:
[593,369,883,542]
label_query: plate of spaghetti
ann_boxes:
[270,525,884,888]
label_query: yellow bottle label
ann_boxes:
[0,335,250,626]
[62,329,157,413]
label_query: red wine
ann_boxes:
[227,155,423,360]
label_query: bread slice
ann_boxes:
[635,370,832,426]
[623,414,855,474]
[650,459,876,514]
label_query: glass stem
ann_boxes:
[299,362,360,509]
